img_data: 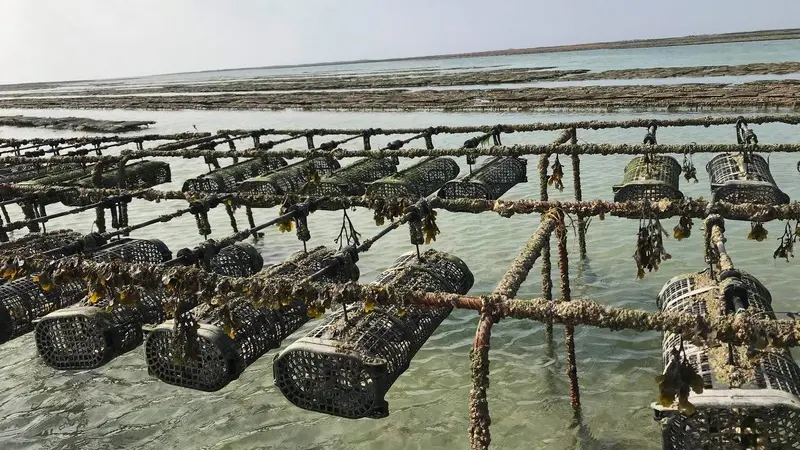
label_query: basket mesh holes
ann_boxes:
[146,331,230,392]
[663,407,800,448]
[145,247,347,391]
[707,153,789,205]
[438,157,527,200]
[182,157,287,193]
[656,271,800,449]
[273,249,472,419]
[35,314,112,370]
[238,157,340,195]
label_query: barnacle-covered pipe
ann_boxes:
[144,246,358,392]
[273,248,473,419]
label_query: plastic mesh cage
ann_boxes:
[33,238,173,369]
[706,153,790,208]
[181,157,287,193]
[0,163,84,184]
[145,246,357,392]
[273,248,474,419]
[302,158,398,196]
[237,157,341,195]
[437,156,527,200]
[612,155,683,203]
[654,270,800,449]
[366,157,460,199]
[1,238,168,346]
[209,242,265,277]
[17,166,92,187]
[0,230,83,257]
[72,160,172,189]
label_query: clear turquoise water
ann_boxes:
[0,41,799,450]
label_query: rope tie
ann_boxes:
[362,128,377,150]
[225,134,237,151]
[189,201,212,238]
[288,200,312,251]
[423,127,438,150]
[643,120,658,145]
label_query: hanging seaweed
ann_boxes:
[673,216,693,240]
[682,152,698,183]
[634,214,671,279]
[655,344,704,416]
[774,222,797,261]
[369,197,411,226]
[748,221,768,242]
[334,209,361,249]
[548,155,565,191]
[277,197,295,233]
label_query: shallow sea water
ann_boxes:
[0,106,798,450]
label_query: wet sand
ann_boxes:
[1,80,797,112]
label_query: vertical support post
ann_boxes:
[92,161,107,233]
[1,205,11,225]
[569,129,587,260]
[468,311,494,450]
[539,153,553,339]
[556,213,581,409]
[245,205,259,241]
[20,201,40,233]
[225,202,239,233]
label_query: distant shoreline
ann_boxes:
[187,28,800,74]
[0,28,798,89]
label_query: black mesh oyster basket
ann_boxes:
[706,152,789,208]
[0,229,83,257]
[237,157,341,195]
[144,246,357,392]
[35,241,267,371]
[273,248,474,419]
[366,157,460,199]
[33,238,173,369]
[0,237,169,345]
[612,155,683,203]
[302,158,398,196]
[181,157,287,193]
[16,165,92,187]
[653,270,800,449]
[71,160,172,189]
[438,156,527,200]
[0,163,84,184]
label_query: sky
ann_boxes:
[2,0,799,84]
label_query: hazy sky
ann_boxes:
[2,0,799,84]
